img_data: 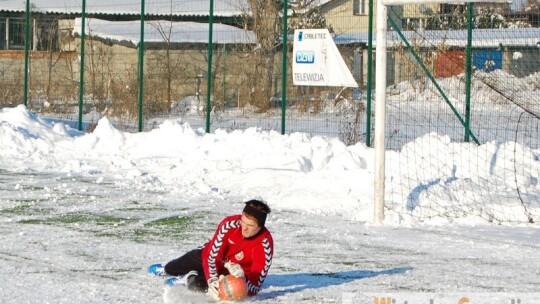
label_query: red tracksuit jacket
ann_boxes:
[201,214,273,296]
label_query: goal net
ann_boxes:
[375,0,540,224]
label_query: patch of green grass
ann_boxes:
[17,210,203,243]
[1,200,35,214]
[133,215,196,240]
[148,216,192,226]
[56,213,91,224]
[18,219,43,224]
[96,214,135,225]
[5,184,46,191]
[0,170,38,177]
[73,178,115,186]
[117,206,168,212]
[18,212,137,227]
[0,199,52,216]
[276,266,300,272]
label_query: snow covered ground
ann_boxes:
[1,105,539,303]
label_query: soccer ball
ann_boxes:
[219,275,248,301]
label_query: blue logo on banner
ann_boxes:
[298,31,303,41]
[296,51,315,64]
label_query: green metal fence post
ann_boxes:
[222,45,227,104]
[206,0,215,133]
[365,0,374,146]
[138,0,145,132]
[23,0,30,107]
[464,3,473,142]
[281,0,288,135]
[78,0,86,131]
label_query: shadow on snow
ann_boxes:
[258,267,412,300]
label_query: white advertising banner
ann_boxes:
[292,29,358,88]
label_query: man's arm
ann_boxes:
[202,218,242,281]
[244,237,273,296]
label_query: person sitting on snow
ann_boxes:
[149,199,274,301]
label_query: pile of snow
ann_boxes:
[1,105,539,225]
[389,70,540,104]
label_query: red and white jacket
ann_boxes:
[201,214,273,296]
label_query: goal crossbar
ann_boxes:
[382,0,511,5]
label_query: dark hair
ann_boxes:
[243,199,271,226]
[245,199,271,214]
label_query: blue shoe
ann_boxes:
[165,270,198,286]
[148,263,166,276]
[165,276,182,286]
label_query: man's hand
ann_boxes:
[206,276,221,301]
[224,261,245,278]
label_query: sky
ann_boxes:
[0,104,539,303]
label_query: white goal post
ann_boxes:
[373,0,512,223]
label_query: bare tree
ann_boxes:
[236,0,331,112]
[240,0,282,111]
[149,18,178,114]
[524,0,540,11]
[288,0,332,33]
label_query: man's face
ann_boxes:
[241,213,261,238]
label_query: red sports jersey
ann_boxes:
[201,214,273,296]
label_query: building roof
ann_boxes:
[73,17,256,46]
[0,0,247,17]
[334,27,540,48]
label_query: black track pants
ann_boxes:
[164,249,208,292]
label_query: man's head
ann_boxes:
[240,200,271,238]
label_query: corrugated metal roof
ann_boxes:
[334,28,540,47]
[0,0,246,17]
